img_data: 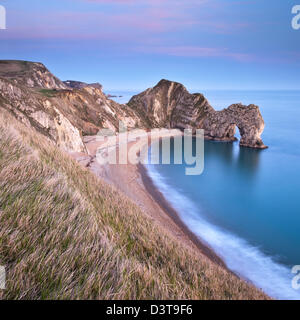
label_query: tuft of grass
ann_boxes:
[39,89,58,98]
[0,110,269,300]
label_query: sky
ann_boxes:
[0,0,299,91]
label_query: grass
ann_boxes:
[39,89,58,98]
[0,110,269,300]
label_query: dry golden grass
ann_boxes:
[0,110,269,300]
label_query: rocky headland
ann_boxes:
[0,60,145,153]
[0,60,267,152]
[128,79,267,149]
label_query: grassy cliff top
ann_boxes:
[0,60,39,77]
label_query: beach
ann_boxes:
[70,131,226,269]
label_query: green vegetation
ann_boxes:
[0,110,268,300]
[39,89,58,98]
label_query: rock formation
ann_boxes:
[0,61,267,152]
[203,103,266,149]
[0,60,145,153]
[128,79,267,149]
[63,80,103,90]
[0,76,86,152]
[0,60,68,89]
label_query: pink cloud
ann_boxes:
[1,0,253,56]
[135,46,254,62]
[84,0,135,2]
[2,5,201,40]
[1,0,252,43]
[83,0,208,5]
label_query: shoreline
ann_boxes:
[137,162,226,267]
[71,132,232,274]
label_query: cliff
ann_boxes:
[0,60,144,153]
[128,79,267,149]
[0,61,267,152]
[0,60,68,89]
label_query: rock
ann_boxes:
[0,60,145,153]
[128,79,267,149]
[0,61,267,151]
[203,103,267,149]
[0,76,86,152]
[128,79,213,129]
[0,60,68,89]
[63,80,103,90]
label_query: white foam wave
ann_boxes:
[146,164,300,300]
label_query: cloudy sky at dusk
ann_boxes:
[0,0,299,90]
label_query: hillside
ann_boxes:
[0,60,269,299]
[0,60,145,153]
[0,109,268,299]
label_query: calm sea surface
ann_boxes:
[109,89,300,299]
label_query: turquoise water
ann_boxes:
[146,90,300,300]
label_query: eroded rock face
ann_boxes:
[0,60,145,153]
[128,79,214,129]
[0,60,68,89]
[203,104,266,149]
[0,78,86,152]
[0,61,267,151]
[128,80,267,149]
[63,80,103,90]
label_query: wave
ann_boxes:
[146,164,300,300]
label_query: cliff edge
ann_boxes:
[0,60,144,153]
[0,62,267,151]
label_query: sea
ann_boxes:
[107,89,300,300]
